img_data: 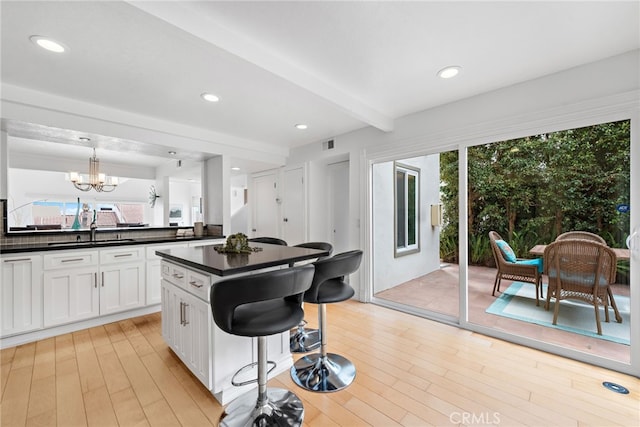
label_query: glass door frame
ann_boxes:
[363,104,639,377]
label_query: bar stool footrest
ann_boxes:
[231,360,277,387]
[290,328,321,353]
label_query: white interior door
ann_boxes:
[251,172,279,238]
[282,167,305,245]
[328,161,349,254]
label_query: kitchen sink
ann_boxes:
[48,238,135,246]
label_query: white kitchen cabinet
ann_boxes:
[160,259,289,405]
[161,278,213,388]
[43,247,145,327]
[146,243,189,305]
[1,254,43,337]
[43,265,99,327]
[99,247,145,315]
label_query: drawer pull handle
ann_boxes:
[4,258,31,263]
[183,303,189,325]
[114,253,134,258]
[189,280,203,288]
[61,258,84,263]
[173,273,184,279]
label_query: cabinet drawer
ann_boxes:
[100,247,144,264]
[43,251,98,270]
[162,261,187,287]
[186,269,214,301]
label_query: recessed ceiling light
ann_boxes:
[437,66,461,79]
[200,93,220,103]
[30,35,66,53]
[231,167,241,171]
[168,150,177,155]
[295,124,308,130]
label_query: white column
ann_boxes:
[202,155,230,234]
[1,130,8,199]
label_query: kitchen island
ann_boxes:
[155,243,328,404]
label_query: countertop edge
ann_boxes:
[0,236,225,254]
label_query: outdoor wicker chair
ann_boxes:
[555,231,606,244]
[543,239,621,335]
[489,231,543,306]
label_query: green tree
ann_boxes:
[439,120,630,274]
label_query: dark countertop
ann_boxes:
[156,243,329,276]
[0,235,225,254]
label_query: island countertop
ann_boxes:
[156,243,329,276]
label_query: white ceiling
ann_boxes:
[1,1,639,174]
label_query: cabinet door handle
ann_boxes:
[114,253,133,258]
[101,271,105,287]
[4,258,30,263]
[94,272,98,288]
[183,303,189,325]
[61,258,84,263]
[179,302,185,325]
[189,280,203,288]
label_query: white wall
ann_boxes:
[230,174,248,234]
[372,155,440,293]
[168,180,201,226]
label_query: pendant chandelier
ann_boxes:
[69,148,118,192]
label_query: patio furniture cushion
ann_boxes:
[516,258,543,273]
[547,268,609,287]
[495,240,517,262]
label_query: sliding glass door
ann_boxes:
[368,116,637,376]
[465,119,632,364]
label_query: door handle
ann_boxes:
[179,302,184,325]
[94,272,97,288]
[101,271,105,287]
[183,303,189,325]
[189,280,203,288]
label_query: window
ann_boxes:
[394,162,420,257]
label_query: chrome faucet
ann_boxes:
[90,210,97,242]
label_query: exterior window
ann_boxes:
[394,162,420,257]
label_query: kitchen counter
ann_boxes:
[155,243,329,276]
[0,235,225,254]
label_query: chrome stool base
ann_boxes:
[220,387,304,427]
[290,353,355,392]
[290,328,321,353]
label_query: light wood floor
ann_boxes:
[2,301,639,427]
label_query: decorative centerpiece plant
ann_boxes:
[215,233,262,254]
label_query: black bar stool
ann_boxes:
[290,250,363,392]
[288,242,333,353]
[210,264,314,427]
[248,237,288,246]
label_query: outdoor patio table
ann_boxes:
[529,244,630,261]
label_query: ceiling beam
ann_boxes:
[127,1,394,132]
